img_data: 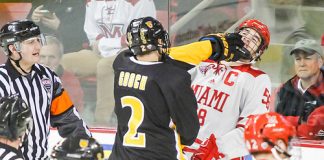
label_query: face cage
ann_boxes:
[264,138,302,160]
[238,29,263,61]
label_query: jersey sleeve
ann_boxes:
[160,71,199,146]
[217,74,271,159]
[84,0,99,46]
[169,41,213,65]
[50,74,91,138]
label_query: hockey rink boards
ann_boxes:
[48,128,324,160]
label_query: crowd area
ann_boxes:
[0,0,323,160]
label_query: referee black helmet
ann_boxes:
[0,19,44,55]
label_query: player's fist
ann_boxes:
[199,33,245,62]
[191,134,225,160]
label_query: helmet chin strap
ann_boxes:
[9,51,30,75]
[237,47,253,60]
[156,45,167,61]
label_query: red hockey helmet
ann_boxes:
[244,112,296,154]
[236,19,270,56]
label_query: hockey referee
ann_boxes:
[0,20,91,159]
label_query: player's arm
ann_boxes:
[50,75,91,138]
[163,71,199,145]
[169,41,213,65]
[217,74,271,159]
[169,33,244,65]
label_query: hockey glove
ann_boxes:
[199,33,245,62]
[191,134,225,160]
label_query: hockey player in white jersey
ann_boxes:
[169,19,271,160]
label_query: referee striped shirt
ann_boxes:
[0,60,91,160]
[0,142,24,160]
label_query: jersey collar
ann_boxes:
[5,59,36,80]
[130,56,163,65]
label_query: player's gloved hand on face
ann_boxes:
[299,101,317,124]
[191,134,225,160]
[199,33,245,62]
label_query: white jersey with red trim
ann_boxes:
[84,0,156,57]
[185,60,271,159]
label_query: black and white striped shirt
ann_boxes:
[0,142,24,160]
[0,60,91,160]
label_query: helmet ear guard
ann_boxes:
[126,16,170,56]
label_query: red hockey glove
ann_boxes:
[199,33,245,62]
[191,134,225,160]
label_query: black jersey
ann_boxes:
[0,142,24,160]
[109,51,199,160]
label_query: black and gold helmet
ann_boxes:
[126,16,170,55]
[51,136,104,160]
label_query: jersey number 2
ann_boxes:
[121,96,146,148]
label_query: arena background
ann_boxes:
[1,0,324,159]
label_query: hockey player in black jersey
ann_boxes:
[109,16,199,160]
[0,96,31,160]
[109,16,246,160]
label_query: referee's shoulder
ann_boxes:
[33,63,57,77]
[0,63,6,70]
[0,64,9,77]
[34,63,53,72]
